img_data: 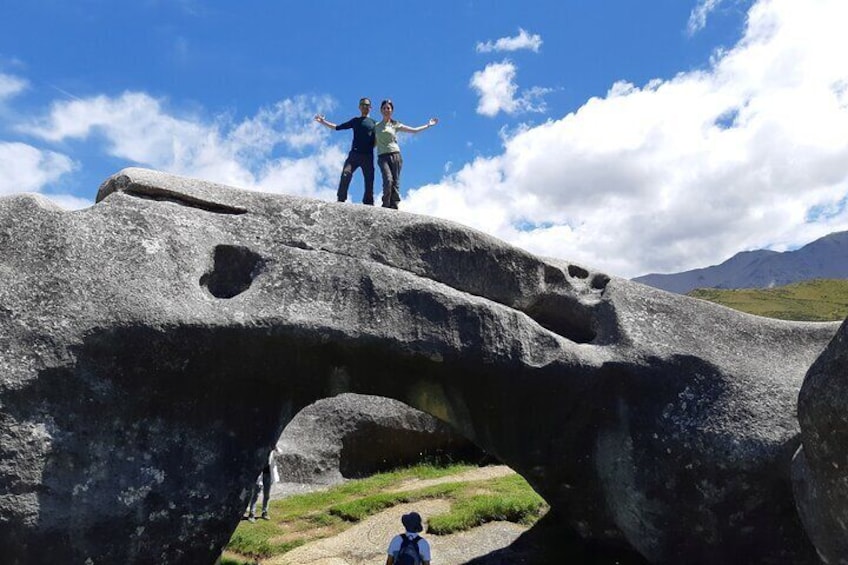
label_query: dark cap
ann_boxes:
[401,511,423,533]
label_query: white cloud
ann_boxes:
[0,72,28,102]
[0,142,75,196]
[22,92,345,199]
[470,60,550,117]
[0,76,79,202]
[45,193,93,210]
[408,0,848,278]
[476,28,543,53]
[254,146,345,201]
[688,0,724,35]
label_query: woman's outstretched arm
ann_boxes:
[398,117,438,133]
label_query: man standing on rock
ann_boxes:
[315,98,376,205]
[386,511,431,565]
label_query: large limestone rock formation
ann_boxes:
[794,318,848,564]
[0,168,841,564]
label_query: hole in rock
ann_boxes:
[273,394,496,487]
[591,273,610,291]
[525,294,597,344]
[200,244,266,299]
[567,264,589,279]
[233,393,554,564]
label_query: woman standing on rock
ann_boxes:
[374,99,438,209]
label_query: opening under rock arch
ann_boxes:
[224,393,564,565]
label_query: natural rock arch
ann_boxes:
[0,168,841,564]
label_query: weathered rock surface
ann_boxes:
[276,393,485,486]
[0,168,841,564]
[794,318,848,564]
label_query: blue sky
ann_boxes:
[2,0,847,278]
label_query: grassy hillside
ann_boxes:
[688,278,848,321]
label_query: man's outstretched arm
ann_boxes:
[314,114,339,129]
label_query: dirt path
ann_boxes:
[388,465,514,493]
[265,466,528,565]
[268,499,526,565]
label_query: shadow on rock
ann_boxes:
[465,513,649,565]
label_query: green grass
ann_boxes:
[217,554,258,565]
[328,482,464,521]
[428,474,547,534]
[225,519,304,558]
[262,462,470,523]
[688,278,848,321]
[224,463,547,563]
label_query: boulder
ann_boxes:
[0,168,840,564]
[275,393,486,486]
[794,318,848,564]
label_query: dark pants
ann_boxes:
[378,152,403,209]
[337,151,375,205]
[247,466,272,517]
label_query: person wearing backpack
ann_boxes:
[386,511,431,565]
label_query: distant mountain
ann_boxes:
[633,231,848,294]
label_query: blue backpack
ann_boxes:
[396,534,422,565]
